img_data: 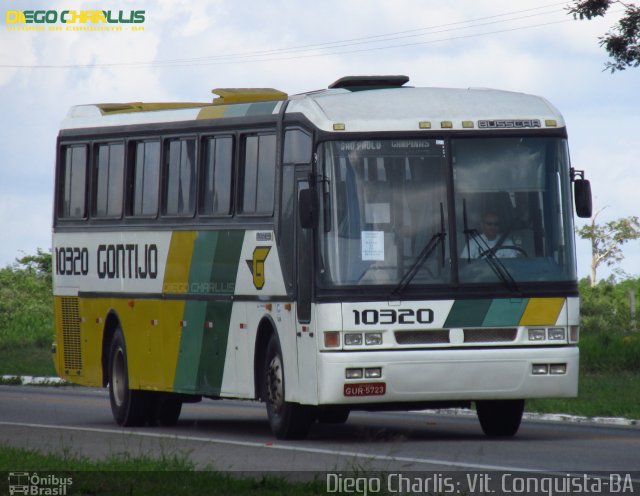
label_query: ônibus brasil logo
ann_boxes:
[6,9,145,25]
[8,472,73,495]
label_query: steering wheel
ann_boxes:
[493,245,528,258]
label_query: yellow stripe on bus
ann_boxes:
[519,298,565,326]
[163,231,197,293]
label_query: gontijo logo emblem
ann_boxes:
[6,10,145,24]
[246,246,271,290]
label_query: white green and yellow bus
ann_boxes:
[52,75,592,439]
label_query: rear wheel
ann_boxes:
[108,328,151,426]
[264,335,314,439]
[476,399,525,437]
[149,395,182,426]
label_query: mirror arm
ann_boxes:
[570,167,585,182]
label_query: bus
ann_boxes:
[52,75,592,439]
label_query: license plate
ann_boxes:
[344,382,386,397]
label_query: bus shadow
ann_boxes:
[172,403,572,443]
[173,414,490,443]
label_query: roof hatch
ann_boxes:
[328,75,410,91]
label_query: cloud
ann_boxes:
[0,30,37,86]
[0,195,52,263]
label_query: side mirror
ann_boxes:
[298,188,318,229]
[574,179,592,218]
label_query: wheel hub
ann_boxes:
[266,355,284,414]
[112,348,126,407]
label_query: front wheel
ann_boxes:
[263,335,315,439]
[476,399,525,437]
[317,406,350,424]
[108,328,151,426]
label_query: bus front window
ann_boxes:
[317,139,450,287]
[452,137,577,283]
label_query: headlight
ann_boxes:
[532,364,549,375]
[345,368,363,379]
[365,333,382,345]
[344,333,363,346]
[548,328,566,341]
[550,364,567,375]
[528,328,546,341]
[364,367,382,378]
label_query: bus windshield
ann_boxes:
[317,137,576,288]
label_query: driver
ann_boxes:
[462,212,519,258]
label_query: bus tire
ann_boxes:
[108,328,151,427]
[476,399,525,437]
[317,406,350,424]
[264,335,314,439]
[149,395,182,427]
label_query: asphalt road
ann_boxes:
[0,385,638,475]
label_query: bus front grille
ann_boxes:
[464,328,518,343]
[61,297,82,373]
[394,328,518,345]
[395,330,449,345]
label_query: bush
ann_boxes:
[0,250,53,349]
[578,276,640,372]
[579,277,640,334]
[580,332,640,372]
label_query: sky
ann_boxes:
[1,0,638,282]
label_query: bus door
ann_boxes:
[295,175,318,401]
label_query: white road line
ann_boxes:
[0,420,529,472]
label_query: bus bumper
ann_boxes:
[316,346,578,405]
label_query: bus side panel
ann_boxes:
[77,296,107,387]
[53,295,103,386]
[172,299,239,396]
[88,296,170,391]
[170,230,245,396]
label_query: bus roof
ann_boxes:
[59,77,565,132]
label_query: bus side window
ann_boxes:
[240,133,276,215]
[129,140,160,217]
[59,144,88,219]
[93,142,124,218]
[283,129,311,164]
[164,138,197,217]
[202,136,233,215]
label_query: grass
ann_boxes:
[523,332,640,419]
[0,445,324,495]
[527,371,640,419]
[0,344,56,377]
[578,331,640,373]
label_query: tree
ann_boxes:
[16,248,52,276]
[577,208,640,286]
[0,249,54,348]
[569,0,640,72]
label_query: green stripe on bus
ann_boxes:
[444,299,493,328]
[246,101,279,116]
[482,298,529,327]
[196,231,244,394]
[173,230,245,393]
[198,301,234,395]
[174,300,207,391]
[173,232,219,391]
[210,230,245,295]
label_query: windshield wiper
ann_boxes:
[392,203,446,297]
[462,200,519,294]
